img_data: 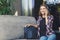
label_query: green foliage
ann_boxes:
[57,6,60,13]
[0,0,15,15]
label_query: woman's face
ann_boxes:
[40,6,48,15]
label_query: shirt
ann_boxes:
[37,15,55,37]
[39,18,46,37]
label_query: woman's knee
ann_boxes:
[48,34,56,40]
[39,36,47,40]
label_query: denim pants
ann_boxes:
[39,34,56,40]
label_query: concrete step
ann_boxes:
[14,39,39,40]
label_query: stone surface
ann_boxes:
[15,39,39,40]
[0,15,36,40]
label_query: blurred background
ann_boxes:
[0,0,60,40]
[0,0,60,30]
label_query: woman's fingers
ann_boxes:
[25,24,31,27]
[28,24,31,26]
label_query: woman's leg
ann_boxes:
[39,36,48,40]
[48,34,56,40]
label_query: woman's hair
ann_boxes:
[39,4,51,17]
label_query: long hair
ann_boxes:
[39,4,51,17]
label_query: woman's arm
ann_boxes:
[25,24,38,28]
[30,24,38,28]
[25,16,41,28]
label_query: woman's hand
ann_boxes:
[25,24,38,28]
[25,24,32,27]
[45,9,48,16]
[45,9,48,25]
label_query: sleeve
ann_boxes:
[46,15,54,34]
[49,15,54,28]
[48,15,54,31]
[37,16,41,37]
[49,15,54,23]
[37,19,40,26]
[51,15,54,29]
[49,15,54,24]
[51,15,54,23]
[36,16,41,26]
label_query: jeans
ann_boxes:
[39,34,56,40]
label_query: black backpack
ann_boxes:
[24,26,38,39]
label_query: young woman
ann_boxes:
[25,4,56,40]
